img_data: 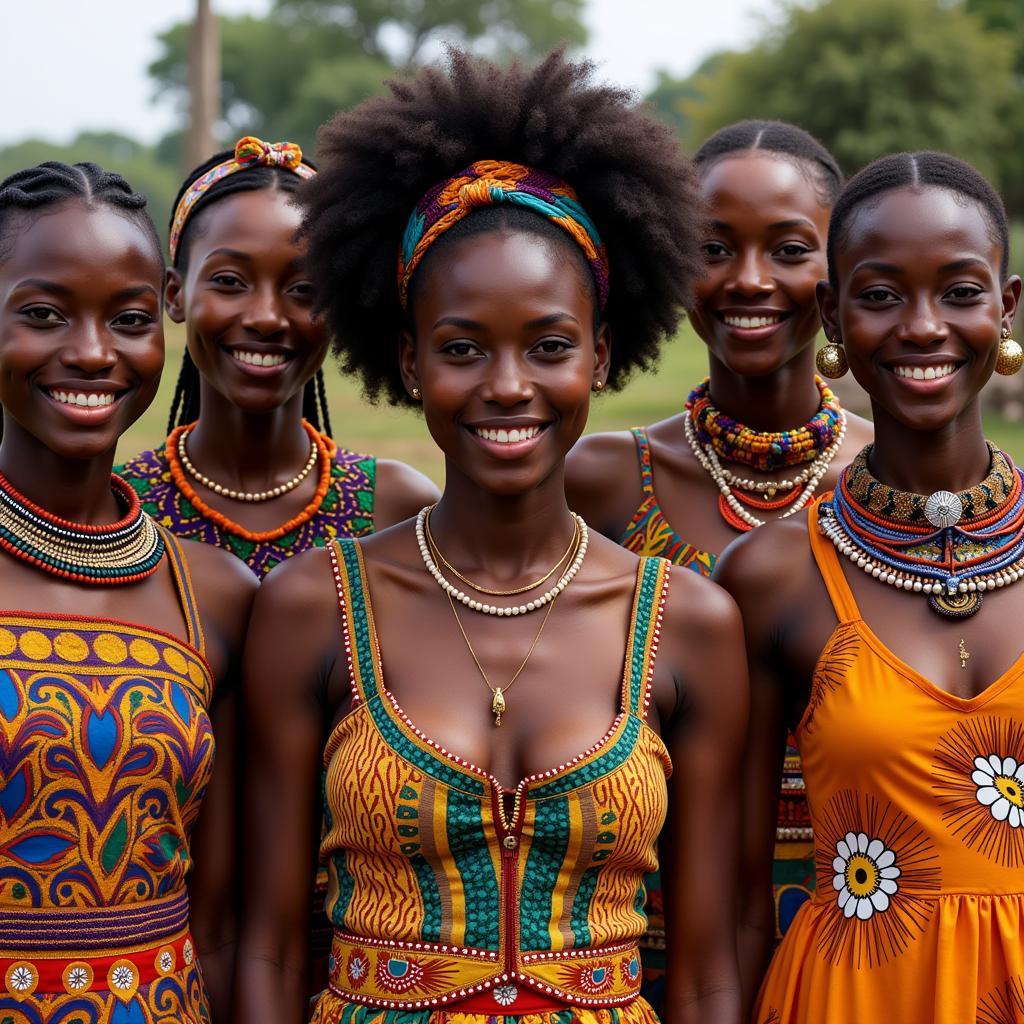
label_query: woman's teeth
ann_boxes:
[232,350,286,367]
[475,425,541,444]
[893,363,956,381]
[724,314,781,328]
[50,391,115,407]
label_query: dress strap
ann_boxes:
[327,538,383,705]
[158,527,206,656]
[630,427,656,496]
[806,497,862,623]
[622,556,671,720]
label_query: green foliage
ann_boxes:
[667,0,1020,212]
[148,0,587,160]
[0,133,179,242]
[643,56,721,141]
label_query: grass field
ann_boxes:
[116,321,1024,485]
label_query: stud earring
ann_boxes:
[592,380,605,393]
[996,326,1023,376]
[816,334,849,379]
[411,387,421,400]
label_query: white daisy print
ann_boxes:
[973,754,1024,828]
[111,964,135,990]
[493,983,519,1006]
[832,831,900,920]
[183,939,194,965]
[66,966,89,990]
[158,950,174,972]
[8,964,35,991]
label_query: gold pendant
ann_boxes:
[959,638,970,670]
[491,687,506,726]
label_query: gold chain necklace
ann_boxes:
[425,514,578,596]
[427,529,572,725]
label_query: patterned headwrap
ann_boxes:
[398,160,609,311]
[169,135,316,263]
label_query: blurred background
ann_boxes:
[2,0,1022,482]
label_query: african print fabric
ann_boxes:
[117,438,376,580]
[0,532,214,1020]
[754,501,1024,1021]
[314,540,671,1021]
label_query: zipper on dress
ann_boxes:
[494,784,524,981]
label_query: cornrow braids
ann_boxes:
[0,161,162,264]
[170,149,318,271]
[300,48,705,406]
[694,120,843,207]
[828,151,1009,288]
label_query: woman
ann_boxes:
[566,122,873,994]
[0,162,254,1019]
[717,152,1023,1021]
[118,136,438,580]
[234,52,748,1024]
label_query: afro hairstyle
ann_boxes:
[300,48,706,406]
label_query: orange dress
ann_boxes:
[755,502,1024,1023]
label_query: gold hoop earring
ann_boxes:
[591,380,604,393]
[815,336,849,379]
[996,326,1023,376]
[411,387,422,400]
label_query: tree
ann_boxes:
[149,0,587,159]
[644,56,722,142]
[680,0,1019,201]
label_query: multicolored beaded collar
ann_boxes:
[687,376,844,473]
[0,471,164,584]
[819,444,1024,618]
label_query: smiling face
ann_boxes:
[400,229,609,496]
[689,153,831,378]
[168,188,329,415]
[820,186,1021,433]
[0,201,164,460]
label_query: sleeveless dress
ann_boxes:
[755,502,1024,1023]
[313,538,671,1024]
[119,436,377,982]
[0,533,215,1021]
[618,428,814,1006]
[118,438,376,579]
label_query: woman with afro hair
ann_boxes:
[234,50,748,1024]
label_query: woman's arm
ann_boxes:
[233,550,342,1023]
[184,547,259,1021]
[713,529,804,1017]
[659,573,748,1024]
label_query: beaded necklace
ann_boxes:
[684,376,846,532]
[688,376,843,472]
[0,471,164,584]
[165,420,333,543]
[819,444,1024,619]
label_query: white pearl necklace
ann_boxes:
[684,410,846,530]
[178,427,318,502]
[415,506,588,615]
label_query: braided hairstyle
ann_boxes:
[300,49,706,406]
[694,120,843,206]
[827,151,1009,288]
[0,161,162,264]
[166,150,332,436]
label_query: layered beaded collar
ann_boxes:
[0,471,164,584]
[819,444,1024,618]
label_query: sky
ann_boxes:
[0,0,766,147]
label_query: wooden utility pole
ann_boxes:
[185,0,221,170]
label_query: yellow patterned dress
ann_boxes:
[313,539,672,1024]
[0,534,214,1022]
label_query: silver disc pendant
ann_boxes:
[924,490,963,529]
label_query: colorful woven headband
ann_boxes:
[397,160,610,311]
[169,135,316,262]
